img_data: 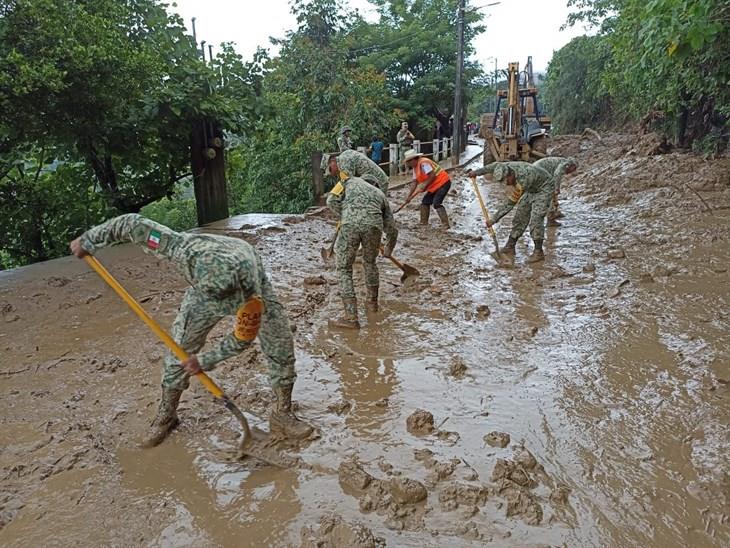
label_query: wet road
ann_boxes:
[1,138,729,546]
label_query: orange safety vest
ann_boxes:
[414,158,450,194]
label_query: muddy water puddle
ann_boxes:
[2,140,729,546]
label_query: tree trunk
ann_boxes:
[191,119,229,226]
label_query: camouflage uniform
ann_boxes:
[79,214,296,391]
[326,176,398,326]
[534,156,576,218]
[397,128,414,173]
[337,134,353,152]
[491,162,554,243]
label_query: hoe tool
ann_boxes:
[394,187,423,214]
[320,222,341,262]
[83,255,286,466]
[469,176,502,259]
[380,246,419,282]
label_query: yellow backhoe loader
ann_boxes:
[479,58,551,164]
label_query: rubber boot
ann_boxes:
[270,385,314,439]
[419,205,430,226]
[330,298,360,329]
[140,387,182,448]
[435,206,450,228]
[502,236,517,255]
[527,240,545,263]
[365,285,379,312]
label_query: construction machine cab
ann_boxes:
[480,59,551,164]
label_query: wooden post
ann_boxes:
[311,151,324,205]
[389,143,398,176]
[433,139,439,161]
[413,139,420,153]
[191,119,229,226]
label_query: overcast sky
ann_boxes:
[171,0,589,74]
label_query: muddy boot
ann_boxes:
[435,206,450,228]
[270,385,314,439]
[502,236,517,255]
[140,388,182,448]
[330,298,360,329]
[527,240,545,263]
[365,285,379,312]
[419,205,430,226]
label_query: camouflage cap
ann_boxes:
[492,164,513,182]
[341,126,352,134]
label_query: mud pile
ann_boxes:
[1,139,729,546]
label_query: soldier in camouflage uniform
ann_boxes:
[486,162,554,263]
[321,149,390,194]
[337,126,353,152]
[326,176,398,329]
[533,156,577,226]
[396,122,415,174]
[69,214,313,446]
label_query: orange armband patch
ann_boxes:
[234,296,264,341]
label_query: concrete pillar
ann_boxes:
[389,143,398,176]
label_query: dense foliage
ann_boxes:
[542,35,613,133]
[544,0,729,149]
[0,0,485,268]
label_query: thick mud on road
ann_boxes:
[1,135,729,547]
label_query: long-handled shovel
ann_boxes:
[83,255,285,465]
[379,246,420,282]
[469,176,501,259]
[320,222,340,262]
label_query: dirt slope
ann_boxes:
[1,136,729,547]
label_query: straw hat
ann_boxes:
[402,149,423,164]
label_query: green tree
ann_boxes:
[564,0,729,148]
[0,0,262,213]
[228,0,398,214]
[351,0,486,137]
[543,35,613,133]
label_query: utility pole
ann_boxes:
[452,0,465,161]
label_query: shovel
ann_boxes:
[469,176,502,259]
[394,191,421,214]
[83,255,285,465]
[320,222,340,262]
[380,246,420,282]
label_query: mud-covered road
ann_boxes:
[1,134,729,547]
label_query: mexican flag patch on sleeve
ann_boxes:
[147,230,161,249]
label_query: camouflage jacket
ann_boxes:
[533,156,575,192]
[326,177,398,245]
[336,149,390,194]
[79,214,273,370]
[492,162,553,223]
[337,135,353,152]
[470,163,497,177]
[397,129,414,147]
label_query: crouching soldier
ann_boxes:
[69,214,314,447]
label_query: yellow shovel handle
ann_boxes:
[470,176,498,239]
[84,255,224,399]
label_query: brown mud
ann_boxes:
[1,135,729,546]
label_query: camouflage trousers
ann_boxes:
[509,186,553,242]
[162,285,296,391]
[547,192,559,218]
[335,224,382,300]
